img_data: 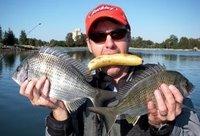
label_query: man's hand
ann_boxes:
[147,83,183,126]
[19,76,69,121]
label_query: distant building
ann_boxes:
[72,28,81,41]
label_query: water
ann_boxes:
[0,48,200,136]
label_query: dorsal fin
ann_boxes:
[39,47,71,60]
[39,47,93,82]
[118,64,165,99]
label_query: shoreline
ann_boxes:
[0,46,199,52]
[129,47,200,52]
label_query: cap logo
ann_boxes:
[89,5,117,17]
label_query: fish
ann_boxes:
[88,64,193,133]
[12,47,116,112]
[88,54,143,71]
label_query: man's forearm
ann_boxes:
[46,112,73,136]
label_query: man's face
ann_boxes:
[87,20,130,77]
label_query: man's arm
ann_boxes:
[45,112,73,136]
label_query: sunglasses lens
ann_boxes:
[111,29,127,40]
[89,28,128,43]
[89,32,107,43]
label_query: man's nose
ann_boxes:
[105,35,115,49]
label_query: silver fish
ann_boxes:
[89,64,193,133]
[12,47,116,112]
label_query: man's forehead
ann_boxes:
[90,18,124,32]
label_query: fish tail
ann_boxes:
[94,89,117,107]
[88,106,117,133]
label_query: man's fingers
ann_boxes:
[169,85,183,116]
[147,101,157,115]
[24,79,37,100]
[35,76,47,91]
[160,84,176,120]
[169,85,184,104]
[147,101,157,124]
[19,80,29,95]
[41,79,50,98]
[154,89,168,116]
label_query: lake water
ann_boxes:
[0,48,200,136]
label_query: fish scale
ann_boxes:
[30,54,96,100]
[88,64,193,133]
[12,47,116,112]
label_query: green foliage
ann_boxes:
[28,38,48,46]
[131,36,154,48]
[3,29,16,46]
[131,34,200,50]
[0,24,199,49]
[74,34,87,47]
[0,26,2,43]
[179,37,189,49]
[19,30,28,45]
[49,39,66,47]
[65,33,74,47]
[161,35,178,49]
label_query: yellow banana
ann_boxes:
[88,54,143,71]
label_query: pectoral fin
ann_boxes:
[126,115,141,126]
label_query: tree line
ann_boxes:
[0,25,199,49]
[0,26,87,48]
[131,35,200,50]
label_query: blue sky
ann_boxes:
[1,0,199,43]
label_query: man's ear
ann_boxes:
[86,38,93,53]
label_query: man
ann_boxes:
[20,4,200,136]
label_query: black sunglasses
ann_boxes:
[88,28,129,43]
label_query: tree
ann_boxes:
[19,30,28,45]
[28,38,36,46]
[188,38,199,49]
[131,36,143,48]
[74,34,87,47]
[49,39,56,46]
[0,26,2,43]
[3,29,16,46]
[35,39,43,46]
[179,37,189,49]
[162,34,178,49]
[66,33,74,47]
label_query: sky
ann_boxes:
[0,0,200,43]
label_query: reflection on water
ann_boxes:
[0,48,200,136]
[3,52,16,68]
[0,57,2,78]
[67,50,92,65]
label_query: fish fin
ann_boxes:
[126,116,141,126]
[64,98,87,113]
[94,89,117,107]
[70,62,93,82]
[39,47,72,60]
[117,83,133,99]
[39,47,93,82]
[88,107,117,133]
[117,64,165,99]
[107,100,119,107]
